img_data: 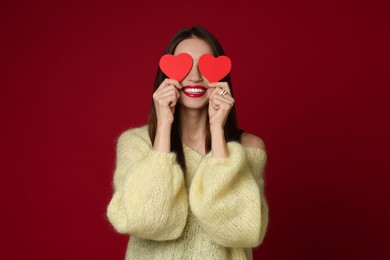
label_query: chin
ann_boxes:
[178,96,209,110]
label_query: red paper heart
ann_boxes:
[198,54,232,82]
[159,53,193,81]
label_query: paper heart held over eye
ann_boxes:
[198,54,232,83]
[159,53,193,81]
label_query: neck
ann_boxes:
[179,107,208,143]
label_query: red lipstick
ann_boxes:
[182,85,207,98]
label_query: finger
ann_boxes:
[156,78,181,92]
[155,84,180,98]
[156,93,179,108]
[209,98,220,110]
[156,84,180,96]
[157,88,180,102]
[211,98,233,113]
[213,94,234,106]
[210,89,234,105]
[219,92,235,103]
[209,86,231,100]
[208,87,219,99]
[162,78,183,89]
[208,82,231,94]
[154,87,180,103]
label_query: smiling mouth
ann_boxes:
[183,86,206,98]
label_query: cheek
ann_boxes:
[178,91,184,101]
[202,76,210,84]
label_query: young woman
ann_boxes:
[107,26,269,260]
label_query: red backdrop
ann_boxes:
[1,0,389,259]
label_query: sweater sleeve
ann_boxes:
[106,127,188,241]
[189,142,268,248]
[245,146,269,246]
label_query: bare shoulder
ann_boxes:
[240,132,266,150]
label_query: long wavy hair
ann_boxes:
[148,26,241,172]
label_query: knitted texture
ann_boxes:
[106,125,268,260]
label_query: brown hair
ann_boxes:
[148,26,241,172]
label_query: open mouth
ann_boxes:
[183,86,206,98]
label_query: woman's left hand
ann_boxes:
[208,82,235,131]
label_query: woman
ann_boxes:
[107,26,269,260]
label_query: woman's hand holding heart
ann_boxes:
[208,82,234,131]
[208,82,234,158]
[152,78,182,153]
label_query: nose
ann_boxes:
[186,64,203,83]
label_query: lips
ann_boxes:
[182,85,207,98]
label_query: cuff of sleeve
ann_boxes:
[204,142,246,167]
[148,149,177,164]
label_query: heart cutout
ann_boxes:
[198,54,232,82]
[159,53,193,81]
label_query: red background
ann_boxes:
[1,0,389,259]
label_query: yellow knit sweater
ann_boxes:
[106,125,269,260]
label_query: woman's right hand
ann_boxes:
[153,78,182,126]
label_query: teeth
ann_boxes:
[184,88,205,94]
